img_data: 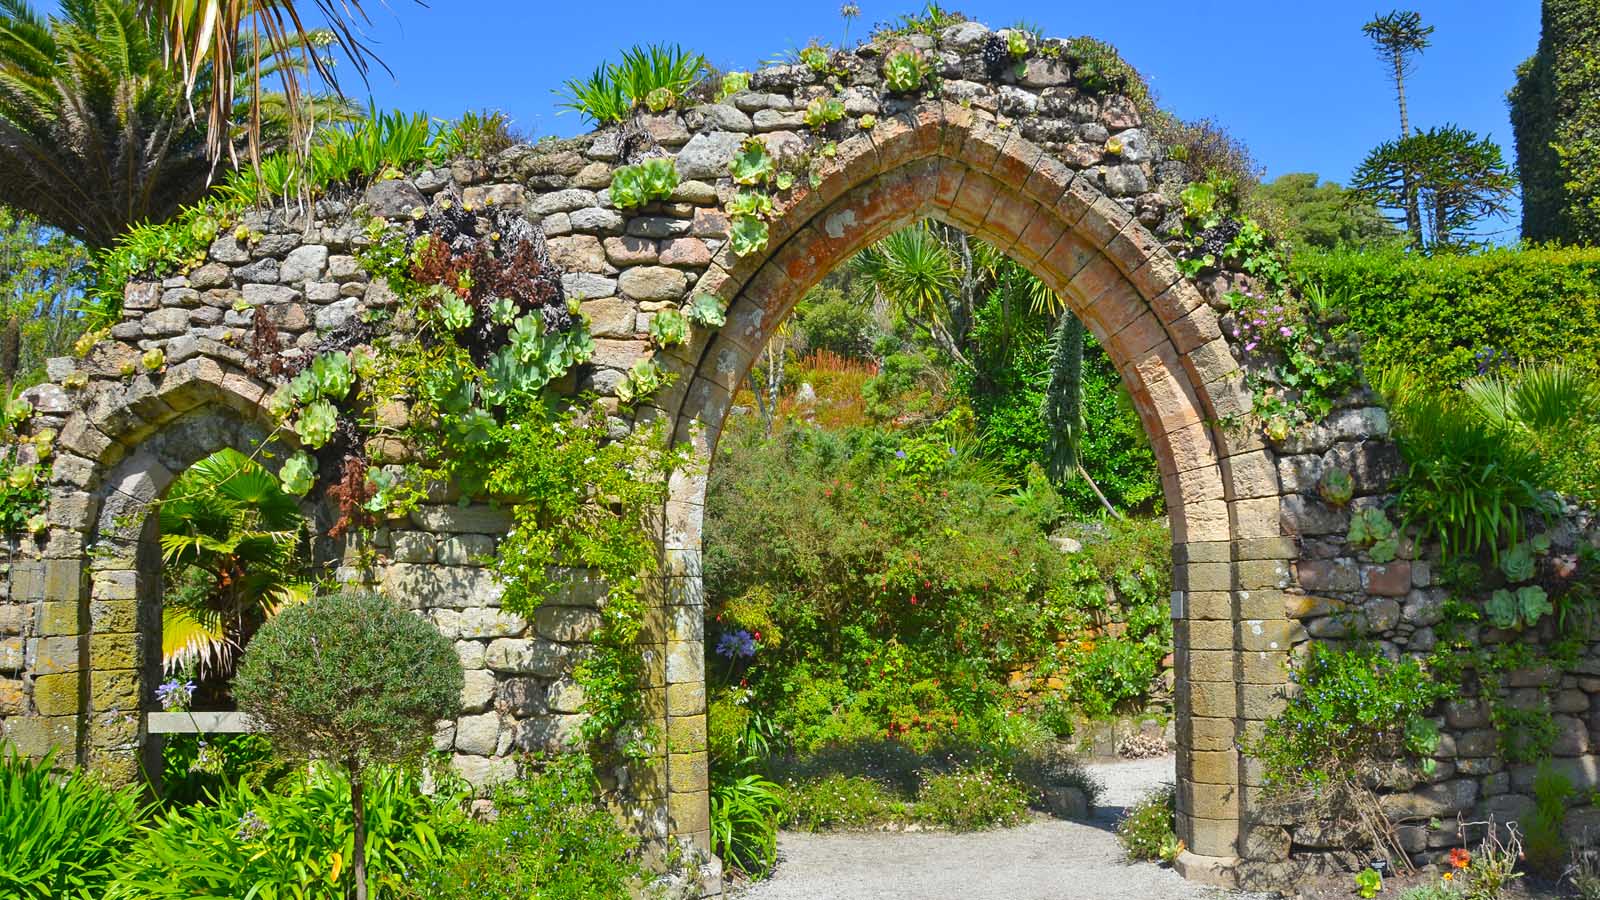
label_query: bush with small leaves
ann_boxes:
[234,592,463,900]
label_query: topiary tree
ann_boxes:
[234,591,462,900]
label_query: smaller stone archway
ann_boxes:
[16,360,296,784]
[651,102,1293,879]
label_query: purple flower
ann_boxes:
[156,679,195,711]
[1245,341,1258,352]
[716,630,757,659]
[1279,326,1293,338]
[895,450,907,459]
[236,810,266,841]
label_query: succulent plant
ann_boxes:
[729,216,770,257]
[611,158,679,210]
[716,71,751,101]
[729,138,775,186]
[803,96,845,129]
[615,358,670,407]
[309,351,355,402]
[1317,468,1354,507]
[279,451,316,496]
[295,400,339,449]
[685,293,728,328]
[649,309,690,348]
[644,86,675,113]
[799,45,831,73]
[437,293,474,332]
[884,50,931,94]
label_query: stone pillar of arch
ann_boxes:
[653,103,1296,882]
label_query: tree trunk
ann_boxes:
[350,763,368,900]
[1393,55,1424,247]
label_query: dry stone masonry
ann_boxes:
[2,16,1595,895]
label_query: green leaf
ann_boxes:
[294,401,338,449]
[1486,589,1521,629]
[648,309,690,348]
[684,293,727,328]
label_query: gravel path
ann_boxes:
[736,756,1261,900]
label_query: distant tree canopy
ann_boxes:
[1251,173,1400,252]
[1509,0,1600,244]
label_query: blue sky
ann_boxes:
[345,0,1537,224]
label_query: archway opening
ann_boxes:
[146,446,317,804]
[698,217,1181,883]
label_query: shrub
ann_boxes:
[1012,742,1106,809]
[1248,642,1447,790]
[400,756,644,900]
[234,592,463,900]
[558,44,706,124]
[913,767,1030,830]
[0,750,142,900]
[779,773,909,831]
[1509,0,1600,243]
[1296,244,1600,390]
[110,764,470,900]
[1116,785,1180,862]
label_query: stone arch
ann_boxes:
[24,359,291,784]
[655,101,1291,880]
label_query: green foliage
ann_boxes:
[223,108,439,207]
[433,109,520,161]
[1062,37,1148,106]
[913,766,1030,829]
[111,764,469,900]
[1250,173,1399,251]
[779,774,909,831]
[401,756,644,900]
[705,413,1172,755]
[0,750,143,900]
[1347,507,1399,564]
[614,357,671,407]
[1299,243,1600,392]
[609,158,679,210]
[0,208,90,389]
[711,770,783,879]
[1509,0,1600,244]
[235,592,462,769]
[729,214,770,257]
[1381,365,1590,559]
[730,139,776,186]
[1247,643,1448,789]
[1116,786,1180,863]
[963,284,1163,516]
[159,732,288,808]
[795,284,876,359]
[1484,585,1551,630]
[883,50,933,94]
[1350,126,1517,251]
[470,407,681,753]
[1524,761,1575,877]
[1355,868,1384,899]
[558,43,706,124]
[716,71,751,102]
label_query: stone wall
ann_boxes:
[3,13,1593,895]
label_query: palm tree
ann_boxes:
[0,0,351,247]
[0,0,211,248]
[159,447,310,683]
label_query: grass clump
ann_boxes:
[779,774,910,831]
[914,766,1031,830]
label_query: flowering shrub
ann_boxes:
[913,766,1030,829]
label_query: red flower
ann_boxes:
[1450,848,1471,869]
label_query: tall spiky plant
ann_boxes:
[1362,10,1434,245]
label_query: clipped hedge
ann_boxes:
[1510,0,1600,244]
[1297,245,1600,386]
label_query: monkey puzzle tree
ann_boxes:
[1362,9,1434,245]
[1351,125,1516,252]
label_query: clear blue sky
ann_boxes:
[345,1,1537,219]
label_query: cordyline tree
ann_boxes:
[234,592,462,900]
[1351,125,1517,252]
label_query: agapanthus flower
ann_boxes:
[715,630,758,659]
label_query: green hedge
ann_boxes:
[1297,245,1600,386]
[1510,0,1600,244]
